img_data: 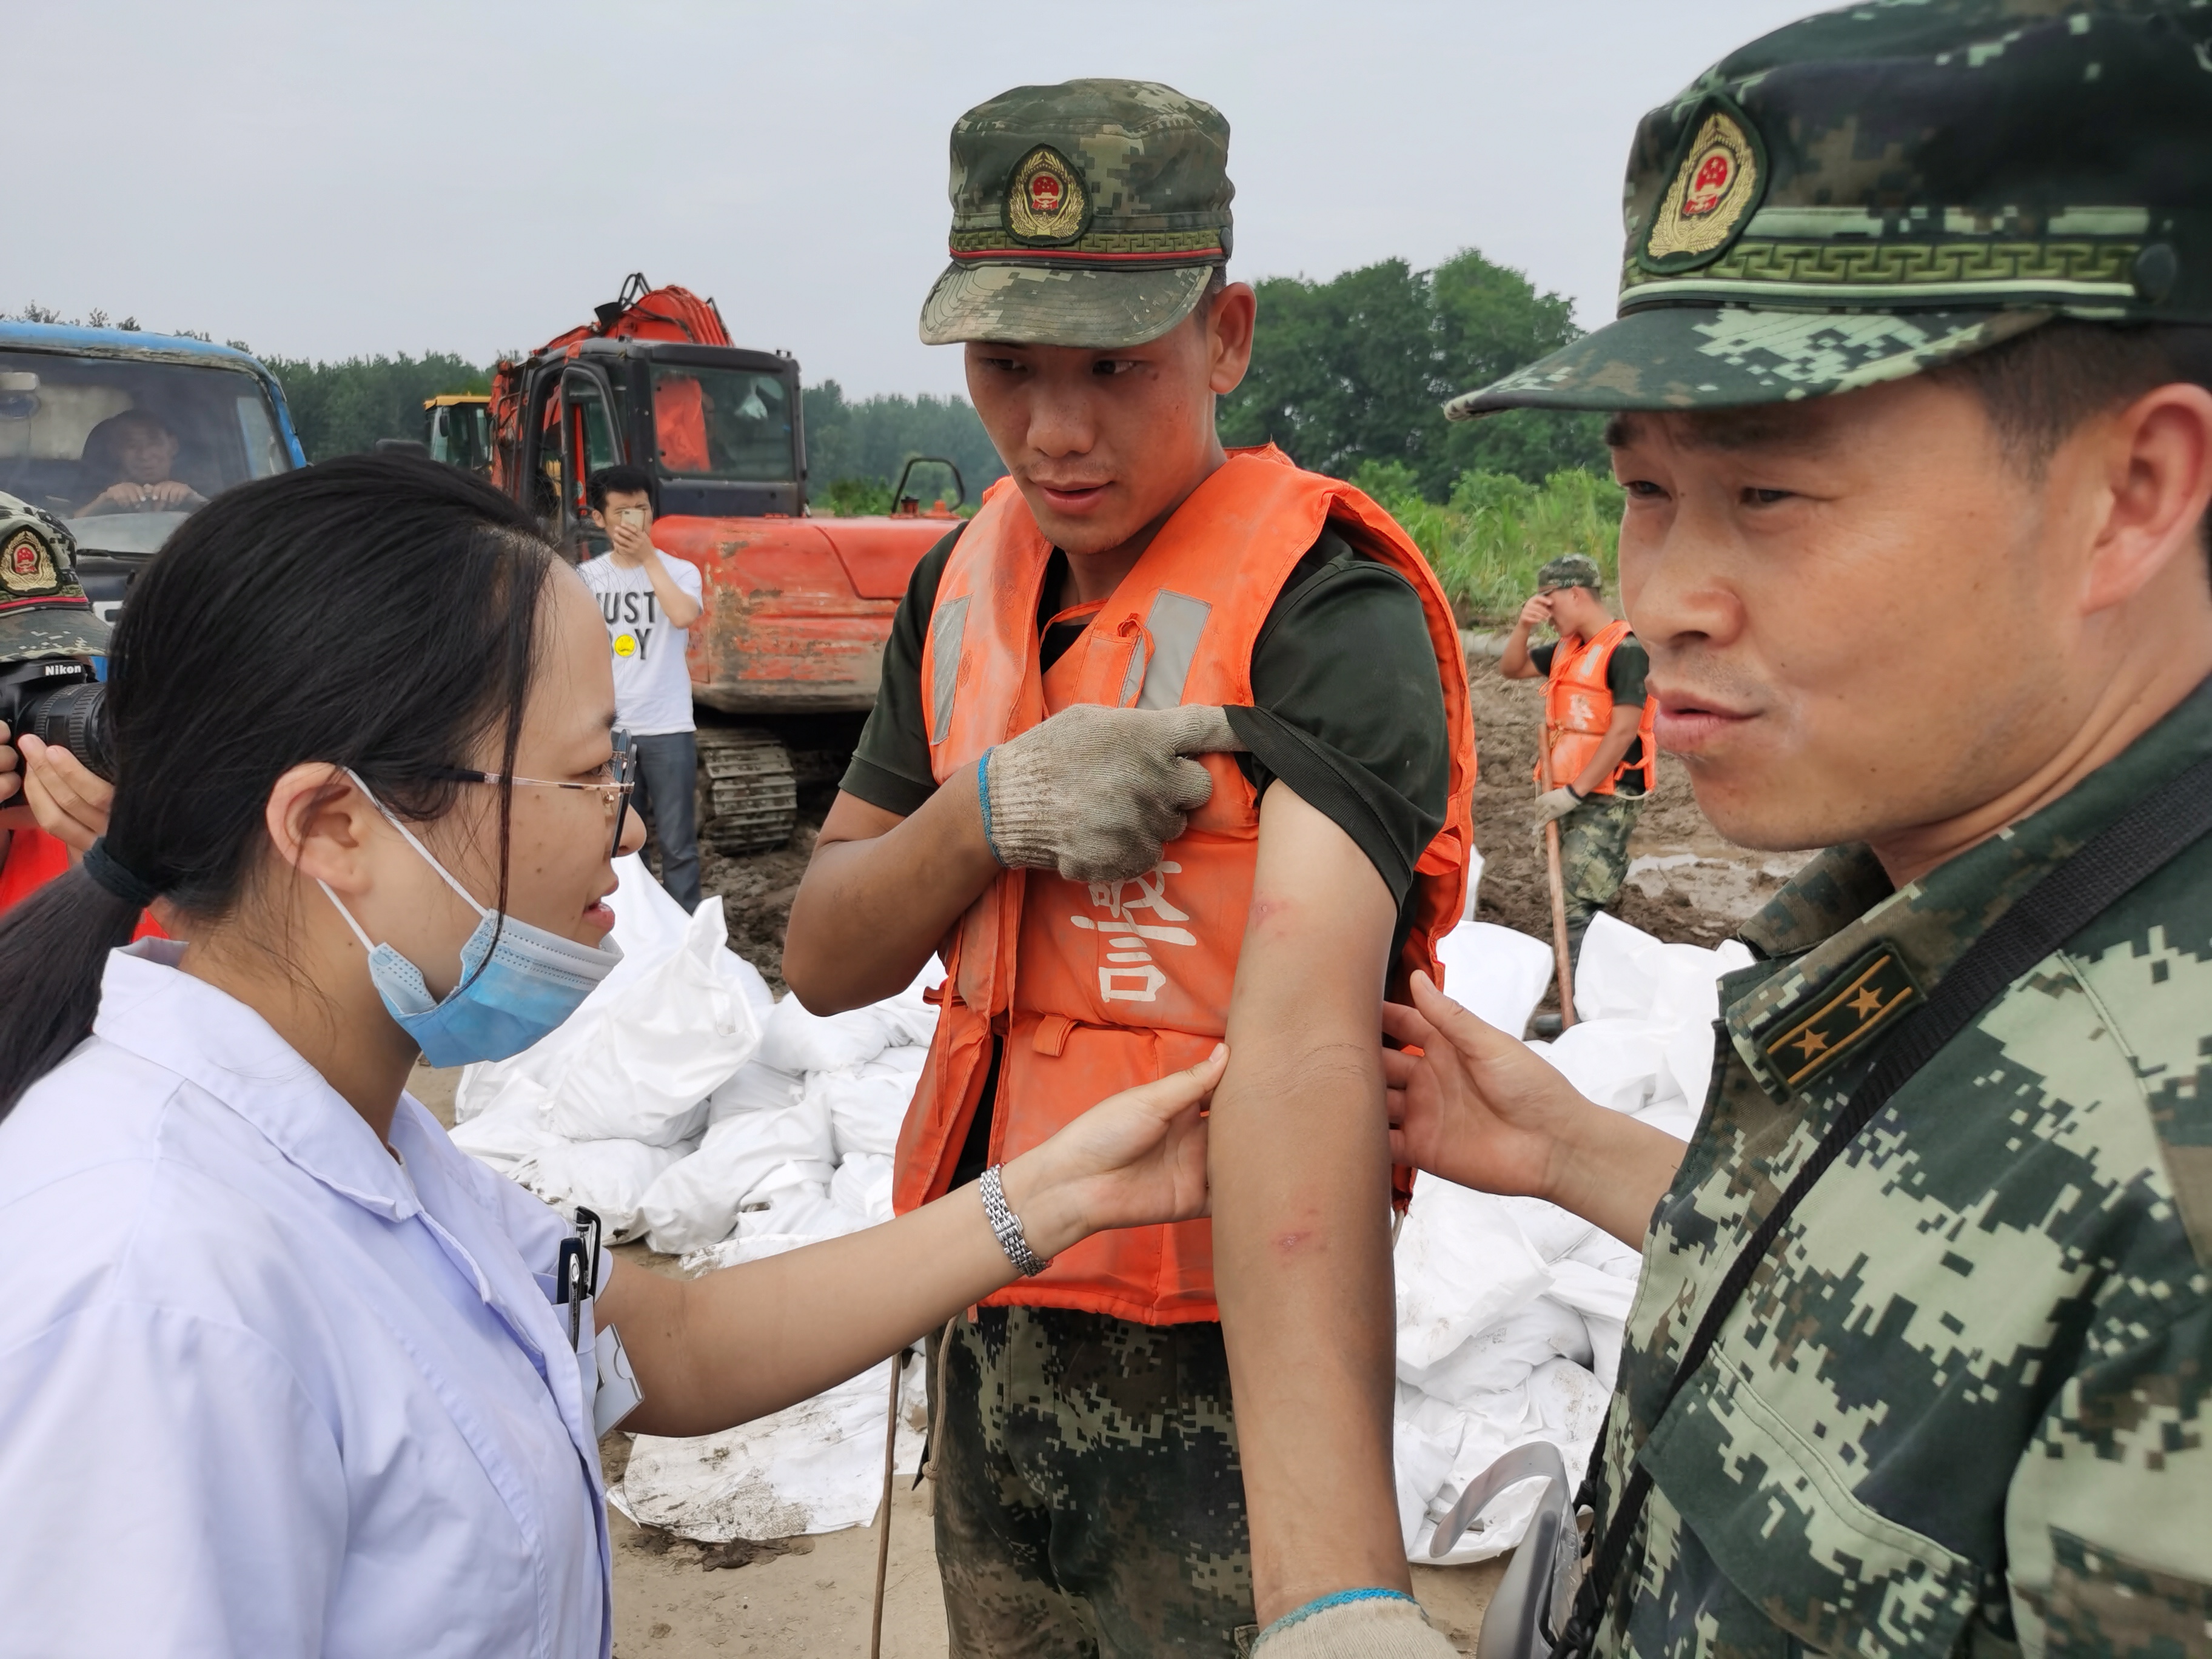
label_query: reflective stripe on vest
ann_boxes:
[894,444,1476,1325]
[1537,618,1657,797]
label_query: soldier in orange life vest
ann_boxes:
[782,81,1475,1659]
[1501,553,1656,967]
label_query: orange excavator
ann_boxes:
[489,275,963,853]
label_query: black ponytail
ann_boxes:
[0,454,558,1117]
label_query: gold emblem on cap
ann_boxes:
[1646,111,1760,265]
[0,526,59,598]
[1007,146,1087,243]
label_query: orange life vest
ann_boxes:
[893,446,1476,1326]
[1536,618,1656,797]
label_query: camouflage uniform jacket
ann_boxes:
[1594,680,2212,1659]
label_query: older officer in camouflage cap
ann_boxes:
[1502,552,1657,967]
[1387,4,2212,1657]
[790,78,1476,1659]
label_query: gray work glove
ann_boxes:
[981,703,1245,884]
[1249,1593,1459,1659]
[1531,784,1585,836]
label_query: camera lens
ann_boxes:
[21,682,112,782]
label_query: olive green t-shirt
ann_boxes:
[841,522,1452,911]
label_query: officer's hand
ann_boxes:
[18,733,113,853]
[1518,592,1554,630]
[1530,784,1583,834]
[1381,971,1594,1200]
[981,703,1247,884]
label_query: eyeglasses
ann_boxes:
[429,728,637,856]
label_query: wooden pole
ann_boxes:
[1538,732,1578,1028]
[869,1352,903,1659]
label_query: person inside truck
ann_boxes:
[73,409,207,517]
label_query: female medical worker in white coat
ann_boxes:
[0,457,1222,1658]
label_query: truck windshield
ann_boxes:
[0,349,290,555]
[651,365,793,484]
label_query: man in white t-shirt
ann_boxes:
[579,465,706,911]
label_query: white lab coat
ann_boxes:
[0,940,612,1657]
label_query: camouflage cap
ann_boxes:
[0,492,109,660]
[919,79,1233,349]
[1537,554,1603,592]
[1448,0,2212,420]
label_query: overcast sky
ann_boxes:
[14,0,1816,399]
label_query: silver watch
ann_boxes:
[980,1164,1051,1277]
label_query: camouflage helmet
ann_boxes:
[1449,0,2212,419]
[1537,554,1603,593]
[0,492,109,660]
[919,79,1233,349]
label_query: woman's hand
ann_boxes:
[1002,1043,1225,1260]
[1382,972,1683,1247]
[18,734,113,853]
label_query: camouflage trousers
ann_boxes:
[927,1305,1256,1659]
[1558,793,1641,965]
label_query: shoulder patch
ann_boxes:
[1758,944,1920,1094]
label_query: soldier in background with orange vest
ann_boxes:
[1501,553,1657,967]
[783,81,1475,1659]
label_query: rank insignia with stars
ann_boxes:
[1761,944,1920,1093]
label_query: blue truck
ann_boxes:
[0,322,306,627]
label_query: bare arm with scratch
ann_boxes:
[1210,781,1408,1622]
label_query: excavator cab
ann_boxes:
[423,394,493,478]
[486,277,957,855]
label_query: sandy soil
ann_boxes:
[407,659,1791,1655]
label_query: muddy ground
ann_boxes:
[470,649,1792,1655]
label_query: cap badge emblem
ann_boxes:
[0,528,58,597]
[1007,146,1088,244]
[1645,109,1763,269]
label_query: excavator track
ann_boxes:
[694,726,797,854]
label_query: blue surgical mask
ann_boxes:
[319,770,622,1067]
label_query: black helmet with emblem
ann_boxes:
[0,492,111,660]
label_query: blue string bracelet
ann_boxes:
[976,747,1005,865]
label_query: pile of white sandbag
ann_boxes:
[1392,910,1750,1563]
[448,854,1755,1560]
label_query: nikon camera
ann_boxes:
[0,494,113,781]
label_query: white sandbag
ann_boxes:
[1574,913,1754,1111]
[638,1101,836,1256]
[511,1136,686,1241]
[454,854,693,1124]
[738,1180,864,1248]
[445,1081,563,1174]
[614,1352,927,1541]
[1460,846,1485,919]
[757,995,899,1074]
[874,959,943,1048]
[1547,1259,1640,1393]
[810,1059,919,1162]
[458,894,765,1145]
[1530,1018,1674,1117]
[545,898,763,1145]
[1401,1292,1594,1404]
[830,1153,895,1225]
[1432,920,1554,1038]
[1394,1176,1550,1374]
[1396,1383,1547,1563]
[1495,1194,1598,1265]
[708,1061,804,1123]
